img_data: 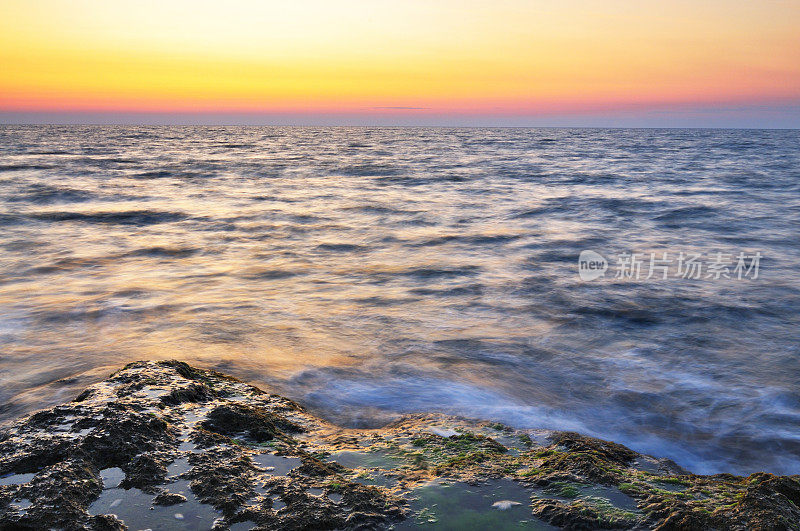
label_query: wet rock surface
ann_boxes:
[0,360,798,530]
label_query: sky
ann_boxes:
[1,0,799,127]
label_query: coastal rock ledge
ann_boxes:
[1,361,799,530]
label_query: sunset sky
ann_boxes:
[1,0,799,126]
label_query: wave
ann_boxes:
[315,243,368,252]
[397,265,481,279]
[7,184,95,204]
[121,246,200,258]
[239,268,301,280]
[0,164,54,171]
[654,205,720,221]
[28,210,189,225]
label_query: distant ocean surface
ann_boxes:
[1,125,799,475]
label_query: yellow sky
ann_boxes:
[1,0,799,114]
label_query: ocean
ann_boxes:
[1,125,798,475]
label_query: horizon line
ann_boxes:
[2,122,799,131]
[3,102,799,129]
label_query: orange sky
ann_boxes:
[1,0,799,119]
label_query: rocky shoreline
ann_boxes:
[1,360,798,530]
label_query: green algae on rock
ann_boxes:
[1,360,799,530]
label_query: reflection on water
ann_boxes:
[398,479,556,530]
[1,126,799,475]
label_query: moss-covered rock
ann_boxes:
[0,360,798,530]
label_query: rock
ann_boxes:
[200,403,302,442]
[152,490,187,506]
[0,360,798,530]
[119,451,171,491]
[187,446,259,515]
[161,383,216,406]
[87,513,126,530]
